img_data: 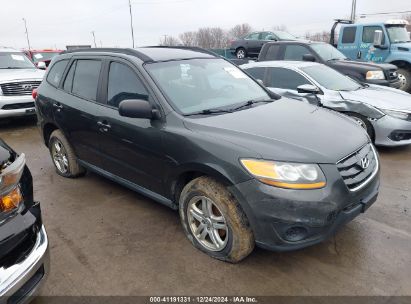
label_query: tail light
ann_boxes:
[32,89,38,100]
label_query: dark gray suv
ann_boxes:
[35,47,380,262]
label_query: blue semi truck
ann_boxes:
[331,19,411,91]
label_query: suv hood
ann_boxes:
[340,85,411,111]
[329,59,396,72]
[184,99,368,164]
[0,68,45,83]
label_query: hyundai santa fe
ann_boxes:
[35,47,380,262]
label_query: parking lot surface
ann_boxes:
[1,117,410,296]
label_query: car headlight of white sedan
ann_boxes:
[366,70,385,80]
[383,109,411,121]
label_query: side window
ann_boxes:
[63,61,76,92]
[284,45,311,61]
[72,60,102,101]
[269,67,310,90]
[245,67,266,83]
[260,32,274,40]
[246,33,260,40]
[362,26,385,44]
[265,45,281,60]
[46,60,68,87]
[107,62,149,108]
[342,27,356,43]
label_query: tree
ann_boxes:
[159,35,180,46]
[403,14,411,32]
[228,23,253,39]
[179,31,198,46]
[272,25,287,31]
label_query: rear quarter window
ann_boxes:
[265,45,281,60]
[46,60,69,87]
[341,27,357,43]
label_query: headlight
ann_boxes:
[366,70,385,80]
[382,109,411,121]
[240,159,326,189]
[0,153,25,213]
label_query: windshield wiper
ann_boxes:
[228,99,274,112]
[185,108,233,117]
[0,67,31,69]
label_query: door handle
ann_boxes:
[97,121,111,132]
[53,102,63,109]
[357,51,362,59]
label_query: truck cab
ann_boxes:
[336,20,411,91]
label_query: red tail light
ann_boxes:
[32,89,38,100]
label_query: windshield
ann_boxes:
[145,58,270,115]
[386,25,410,43]
[0,52,36,69]
[310,43,347,61]
[31,52,60,63]
[273,31,297,40]
[301,64,362,91]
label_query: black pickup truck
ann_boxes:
[257,41,402,88]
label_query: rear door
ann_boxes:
[94,57,165,195]
[54,57,104,167]
[337,26,359,59]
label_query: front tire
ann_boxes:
[49,129,85,178]
[397,68,411,92]
[179,177,254,263]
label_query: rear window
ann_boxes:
[341,27,356,43]
[72,60,101,101]
[265,45,281,60]
[46,60,69,87]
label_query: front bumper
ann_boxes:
[0,95,36,118]
[229,163,380,251]
[0,224,49,303]
[366,78,402,89]
[372,115,411,146]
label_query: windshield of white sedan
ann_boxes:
[0,53,36,69]
[311,43,346,61]
[301,65,362,91]
[145,59,269,114]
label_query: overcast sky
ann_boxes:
[1,0,410,50]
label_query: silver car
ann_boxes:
[242,61,411,147]
[0,47,45,118]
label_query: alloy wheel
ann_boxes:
[51,139,69,174]
[187,196,228,252]
[398,73,407,90]
[236,49,245,59]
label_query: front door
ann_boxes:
[95,59,166,195]
[360,25,389,63]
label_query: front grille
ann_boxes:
[337,144,378,191]
[0,81,41,96]
[2,102,35,110]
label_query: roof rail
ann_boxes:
[142,45,219,57]
[60,48,153,62]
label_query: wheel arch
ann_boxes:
[168,163,236,205]
[389,60,411,69]
[42,122,59,147]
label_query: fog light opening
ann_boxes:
[284,226,308,242]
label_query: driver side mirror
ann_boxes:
[297,84,320,94]
[118,99,159,119]
[302,54,316,62]
[373,30,387,49]
[37,61,47,70]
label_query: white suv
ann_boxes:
[0,47,45,118]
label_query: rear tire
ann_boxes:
[235,48,246,59]
[179,176,254,263]
[49,130,85,178]
[397,68,411,92]
[347,113,375,142]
